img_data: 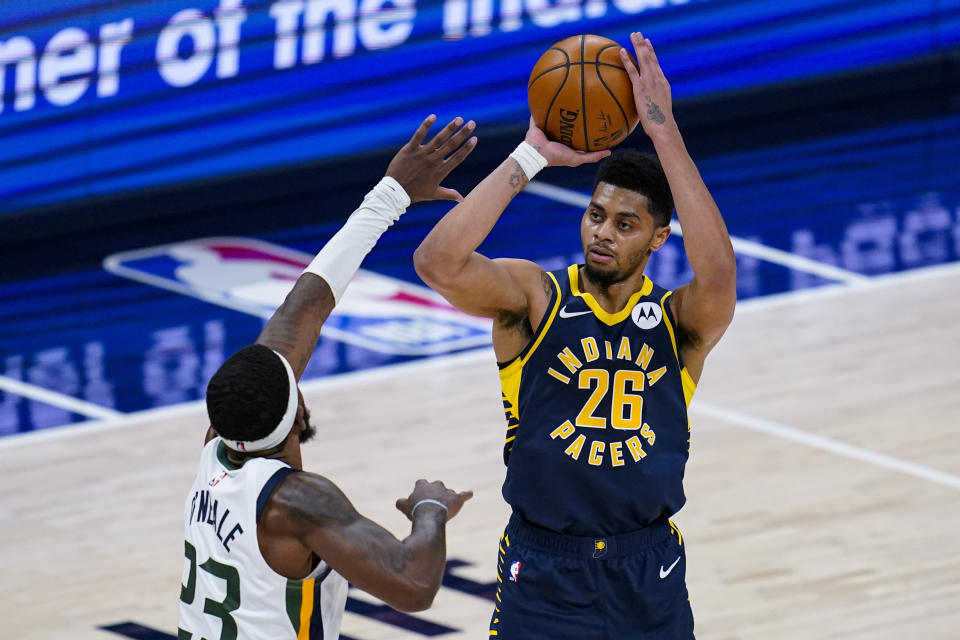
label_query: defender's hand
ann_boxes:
[524,117,609,168]
[620,32,677,141]
[396,479,474,522]
[385,115,478,204]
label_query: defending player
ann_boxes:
[413,34,736,638]
[178,115,477,640]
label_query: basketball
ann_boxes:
[528,34,639,152]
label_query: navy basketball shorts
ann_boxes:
[489,514,694,640]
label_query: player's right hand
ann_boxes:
[524,117,610,168]
[396,479,474,522]
[385,115,478,204]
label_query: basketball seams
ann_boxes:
[528,34,634,151]
[540,47,569,135]
[528,62,625,87]
[593,44,630,142]
[580,35,589,151]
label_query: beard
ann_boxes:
[583,260,623,288]
[299,420,316,444]
[298,406,317,444]
[582,245,653,289]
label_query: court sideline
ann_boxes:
[1,261,958,639]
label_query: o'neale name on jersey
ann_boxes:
[188,490,244,551]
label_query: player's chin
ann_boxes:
[583,260,621,286]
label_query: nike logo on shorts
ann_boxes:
[659,555,681,579]
[558,305,592,318]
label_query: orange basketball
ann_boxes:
[528,34,639,152]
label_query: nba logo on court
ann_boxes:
[631,302,662,330]
[509,560,522,582]
[103,237,492,356]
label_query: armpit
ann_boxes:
[496,308,533,340]
[676,322,702,353]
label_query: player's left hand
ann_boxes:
[385,115,478,203]
[620,32,677,140]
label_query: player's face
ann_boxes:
[581,182,670,287]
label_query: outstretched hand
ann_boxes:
[524,117,609,167]
[396,479,474,522]
[385,115,478,203]
[619,32,677,140]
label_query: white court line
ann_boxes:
[694,401,960,491]
[524,180,871,285]
[0,348,496,450]
[3,259,959,493]
[0,375,123,421]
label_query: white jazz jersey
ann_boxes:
[178,438,348,640]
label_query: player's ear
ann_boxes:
[650,225,671,251]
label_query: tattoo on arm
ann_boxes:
[276,473,441,577]
[256,274,335,377]
[508,159,529,192]
[541,271,554,299]
[278,473,358,529]
[644,97,666,125]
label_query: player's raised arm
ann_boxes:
[255,115,477,378]
[414,120,608,359]
[261,473,472,612]
[621,33,736,380]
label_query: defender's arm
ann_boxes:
[264,473,472,612]
[414,122,607,358]
[621,34,736,380]
[252,115,476,379]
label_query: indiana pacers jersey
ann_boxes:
[179,439,348,640]
[500,265,697,536]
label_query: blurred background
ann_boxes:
[2,2,960,639]
[2,0,958,436]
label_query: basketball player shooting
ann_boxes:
[414,34,736,638]
[178,115,476,640]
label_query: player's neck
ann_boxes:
[579,266,649,313]
[224,442,303,470]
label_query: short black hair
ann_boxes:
[592,149,674,227]
[206,344,290,442]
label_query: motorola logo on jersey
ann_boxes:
[631,302,662,330]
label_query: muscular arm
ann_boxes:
[255,115,476,380]
[255,274,335,380]
[414,157,537,319]
[264,472,447,612]
[623,34,736,380]
[415,128,606,360]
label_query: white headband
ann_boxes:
[222,350,299,453]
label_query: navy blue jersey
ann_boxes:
[500,265,696,536]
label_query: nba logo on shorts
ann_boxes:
[509,560,522,582]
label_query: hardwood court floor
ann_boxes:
[2,264,959,640]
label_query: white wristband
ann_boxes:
[303,176,411,303]
[410,498,448,518]
[509,141,548,181]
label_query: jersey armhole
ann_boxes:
[661,290,698,404]
[497,270,561,370]
[660,290,685,369]
[256,467,295,522]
